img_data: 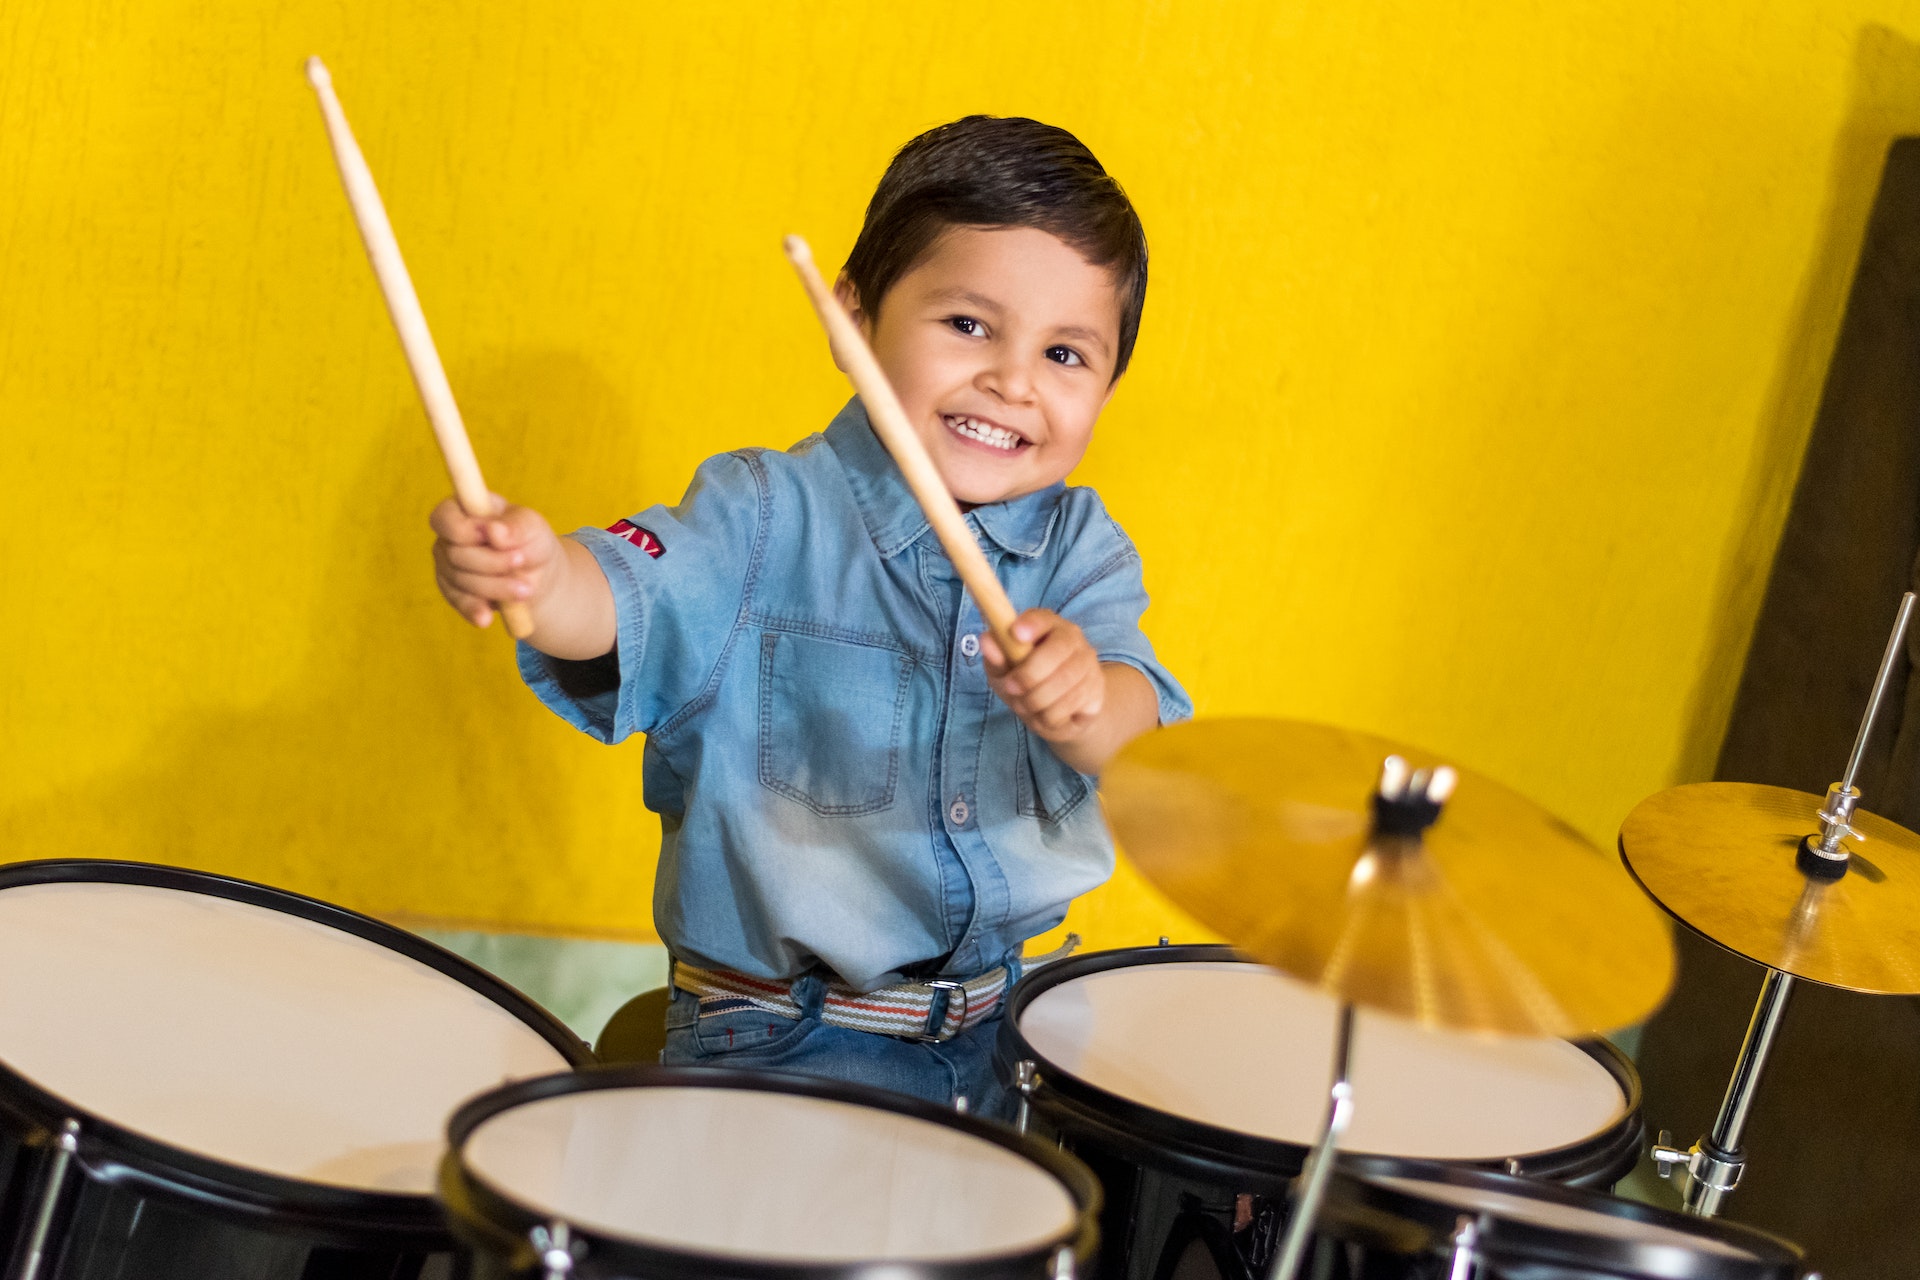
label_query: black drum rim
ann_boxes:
[1326,1155,1807,1279]
[996,944,1644,1187]
[0,857,594,1248]
[440,1064,1104,1280]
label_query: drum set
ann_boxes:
[14,592,1920,1280]
[2,49,1886,1280]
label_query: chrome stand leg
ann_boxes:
[1655,968,1795,1217]
[1268,1004,1356,1280]
[12,1119,80,1280]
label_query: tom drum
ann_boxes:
[996,946,1644,1280]
[1312,1157,1806,1279]
[438,1065,1103,1280]
[0,859,592,1280]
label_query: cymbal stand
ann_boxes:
[1267,1002,1355,1280]
[1652,968,1795,1215]
[1268,758,1455,1280]
[1651,591,1916,1216]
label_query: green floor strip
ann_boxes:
[419,929,669,1045]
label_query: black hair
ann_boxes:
[842,115,1148,378]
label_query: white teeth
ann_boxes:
[944,415,1022,451]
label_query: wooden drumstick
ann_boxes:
[783,236,1031,665]
[304,56,535,640]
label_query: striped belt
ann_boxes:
[672,935,1079,1043]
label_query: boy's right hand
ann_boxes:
[430,496,565,630]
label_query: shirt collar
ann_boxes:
[824,397,1065,561]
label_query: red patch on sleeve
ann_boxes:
[607,519,665,558]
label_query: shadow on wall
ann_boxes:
[0,349,655,930]
[1675,24,1920,783]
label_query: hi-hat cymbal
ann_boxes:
[1619,782,1920,993]
[1101,718,1675,1038]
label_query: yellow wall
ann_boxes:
[6,2,1920,945]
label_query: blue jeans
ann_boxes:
[660,972,1014,1122]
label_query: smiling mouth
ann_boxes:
[942,414,1029,453]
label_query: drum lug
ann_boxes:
[15,1118,81,1280]
[1015,1059,1041,1134]
[1050,1244,1075,1280]
[529,1220,582,1280]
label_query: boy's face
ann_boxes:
[837,225,1123,507]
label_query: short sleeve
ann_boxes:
[518,451,763,743]
[1050,510,1193,727]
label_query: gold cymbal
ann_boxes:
[1619,782,1920,993]
[1101,718,1676,1037]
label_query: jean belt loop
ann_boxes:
[793,971,828,1019]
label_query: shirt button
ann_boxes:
[948,796,972,827]
[959,633,980,659]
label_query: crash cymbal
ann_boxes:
[1620,782,1920,993]
[1100,718,1675,1038]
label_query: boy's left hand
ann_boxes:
[982,609,1104,743]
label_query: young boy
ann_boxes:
[430,116,1190,1118]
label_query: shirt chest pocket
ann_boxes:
[758,631,914,815]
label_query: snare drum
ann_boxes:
[438,1066,1103,1279]
[1314,1157,1806,1279]
[0,859,591,1279]
[996,947,1644,1280]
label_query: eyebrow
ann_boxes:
[927,288,1007,314]
[926,289,1115,359]
[1051,324,1114,359]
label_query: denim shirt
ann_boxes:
[520,399,1191,991]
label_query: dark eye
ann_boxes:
[948,316,982,336]
[1046,345,1085,367]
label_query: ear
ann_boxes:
[833,273,875,351]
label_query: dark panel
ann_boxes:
[1636,137,1920,1279]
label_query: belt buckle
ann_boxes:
[916,979,967,1042]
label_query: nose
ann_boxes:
[976,349,1037,406]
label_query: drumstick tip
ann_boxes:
[783,235,813,267]
[305,56,331,90]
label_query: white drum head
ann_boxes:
[463,1085,1079,1262]
[1018,961,1626,1160]
[0,880,572,1192]
[1371,1177,1759,1259]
